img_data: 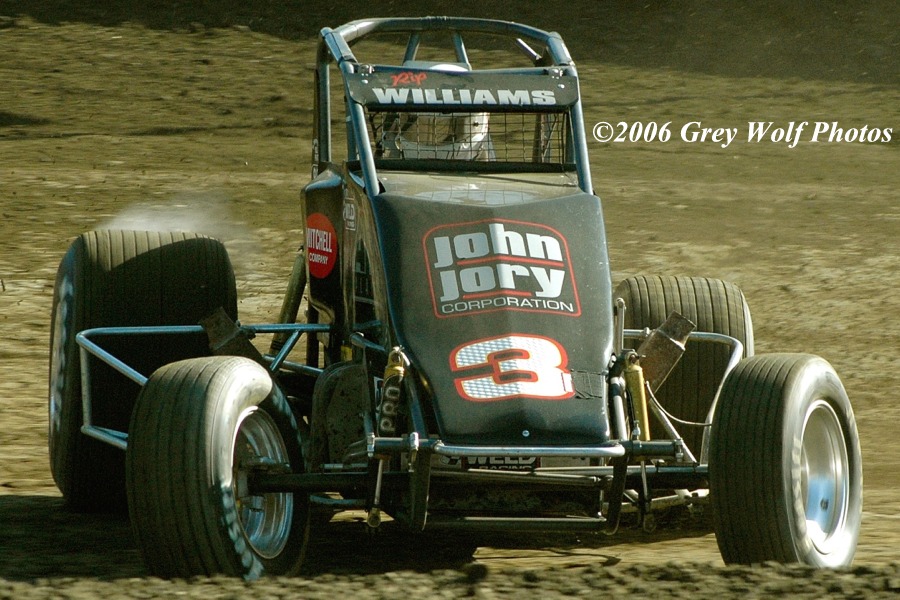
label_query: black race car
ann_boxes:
[49,17,862,578]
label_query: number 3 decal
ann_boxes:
[450,334,574,402]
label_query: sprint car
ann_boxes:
[49,17,862,578]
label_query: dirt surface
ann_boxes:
[0,1,898,597]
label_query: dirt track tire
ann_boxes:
[614,275,753,454]
[48,230,237,512]
[127,356,310,579]
[709,353,862,567]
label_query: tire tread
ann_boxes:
[49,230,236,512]
[614,275,754,453]
[710,353,861,566]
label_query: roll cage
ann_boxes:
[313,17,596,197]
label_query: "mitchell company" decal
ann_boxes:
[423,219,580,318]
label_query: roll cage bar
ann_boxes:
[313,17,595,196]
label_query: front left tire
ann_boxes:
[49,230,236,511]
[709,353,862,567]
[126,356,310,578]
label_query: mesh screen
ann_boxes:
[368,110,568,164]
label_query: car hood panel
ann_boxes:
[373,189,614,445]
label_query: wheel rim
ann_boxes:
[232,406,293,559]
[800,399,850,554]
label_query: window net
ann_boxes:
[367,110,570,166]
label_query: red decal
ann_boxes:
[306,213,337,278]
[391,71,428,86]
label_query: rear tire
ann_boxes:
[709,353,862,567]
[49,230,236,512]
[614,275,753,455]
[127,356,310,579]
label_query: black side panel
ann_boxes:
[372,192,614,445]
[301,168,344,327]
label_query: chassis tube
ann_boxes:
[73,323,331,452]
[250,471,405,495]
[431,441,625,459]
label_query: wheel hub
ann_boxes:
[232,407,293,559]
[800,399,850,555]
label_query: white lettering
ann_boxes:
[489,223,526,256]
[440,295,576,315]
[441,89,461,105]
[531,90,556,105]
[439,270,459,302]
[372,87,409,103]
[496,263,529,290]
[530,267,566,298]
[433,236,454,268]
[681,121,738,149]
[430,222,573,307]
[371,88,558,106]
[460,266,496,293]
[497,89,531,105]
[306,228,333,252]
[525,233,562,261]
[473,89,497,104]
[454,233,489,259]
[811,121,830,142]
[747,121,773,142]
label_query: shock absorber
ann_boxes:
[377,347,407,435]
[623,352,650,441]
[368,347,409,529]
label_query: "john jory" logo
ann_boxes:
[423,219,580,317]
